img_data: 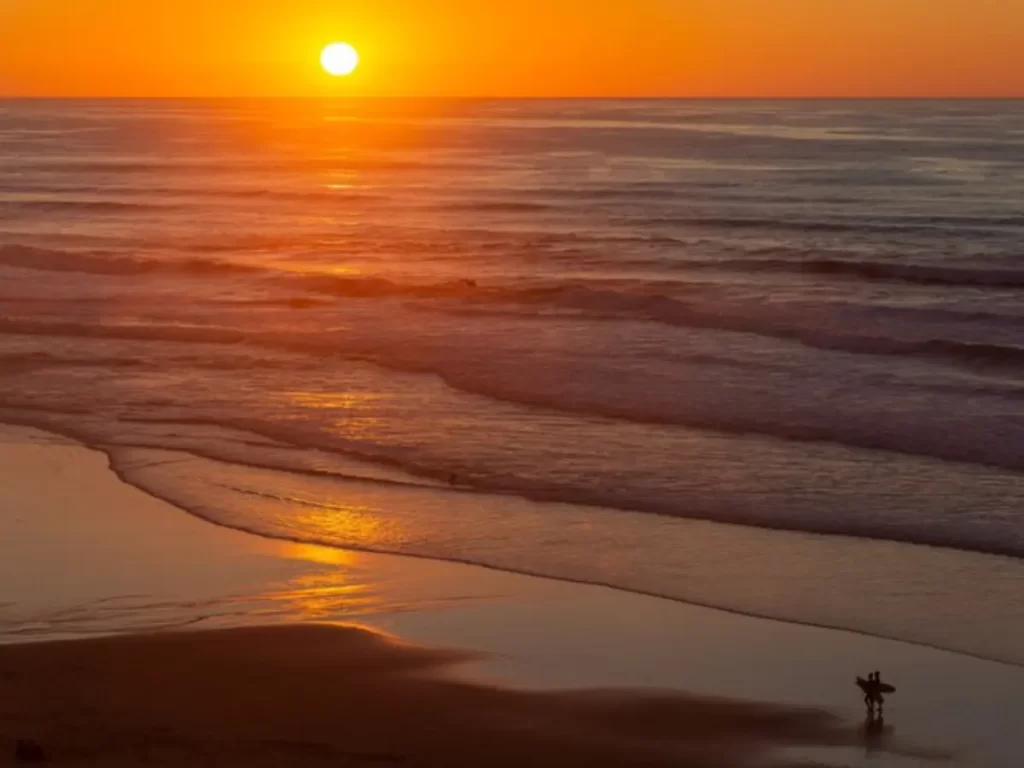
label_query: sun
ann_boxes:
[320,43,360,77]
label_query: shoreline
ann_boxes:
[5,410,1023,668]
[7,408,1024,563]
[80,436,1024,669]
[2,423,1023,766]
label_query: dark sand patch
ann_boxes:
[0,624,896,767]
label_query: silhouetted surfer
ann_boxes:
[856,670,894,718]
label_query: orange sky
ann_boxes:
[2,0,1022,97]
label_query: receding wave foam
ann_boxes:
[5,310,1024,478]
[431,284,1024,372]
[5,406,1024,567]
[4,244,1024,375]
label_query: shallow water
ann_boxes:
[2,99,1023,661]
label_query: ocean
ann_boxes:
[2,99,1023,662]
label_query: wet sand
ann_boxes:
[0,623,880,768]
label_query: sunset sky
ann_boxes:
[2,0,1022,97]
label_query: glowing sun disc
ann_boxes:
[321,43,359,76]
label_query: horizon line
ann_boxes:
[2,95,1023,101]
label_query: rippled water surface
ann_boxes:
[2,99,1023,660]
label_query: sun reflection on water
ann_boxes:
[284,390,389,441]
[292,500,399,546]
[263,571,380,621]
[283,542,360,567]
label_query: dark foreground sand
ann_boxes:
[0,624,884,768]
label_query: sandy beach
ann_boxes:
[2,424,1022,767]
[0,624,876,768]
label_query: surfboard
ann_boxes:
[856,677,895,694]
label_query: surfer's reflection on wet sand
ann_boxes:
[863,714,893,757]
